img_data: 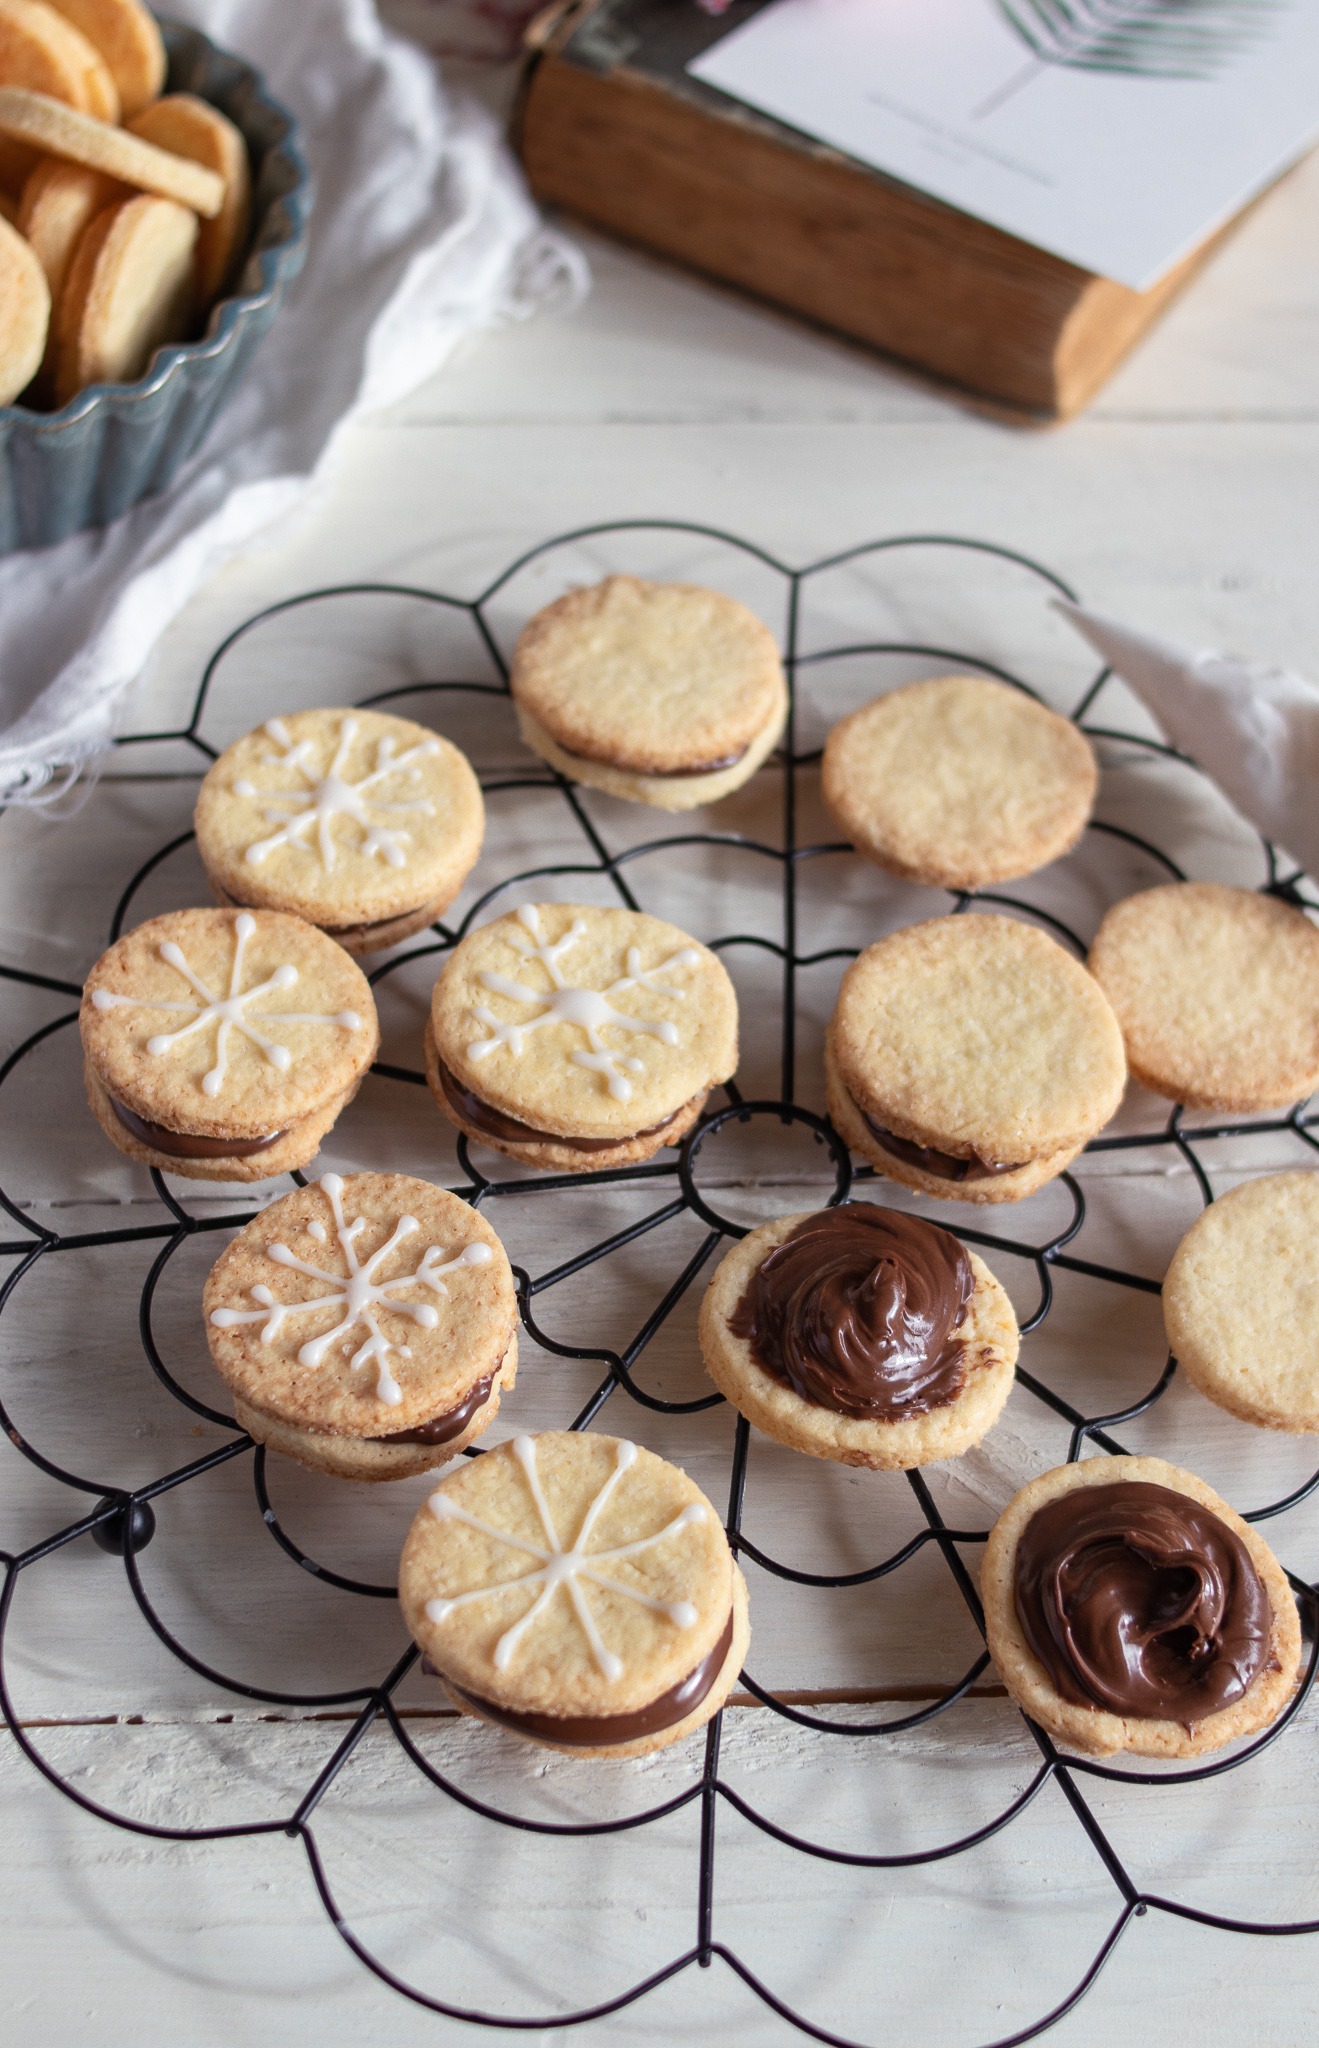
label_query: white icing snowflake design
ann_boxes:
[466,905,701,1102]
[208,1173,493,1406]
[424,1434,706,1680]
[236,714,442,872]
[91,911,362,1098]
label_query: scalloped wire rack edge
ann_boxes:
[2,520,1318,2048]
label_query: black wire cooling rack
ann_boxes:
[2,521,1319,2046]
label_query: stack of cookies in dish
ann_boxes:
[0,0,250,406]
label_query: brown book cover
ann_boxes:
[514,0,1250,420]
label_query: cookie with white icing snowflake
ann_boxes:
[80,907,379,1182]
[399,1430,750,1755]
[195,708,485,955]
[426,902,740,1169]
[204,1172,518,1480]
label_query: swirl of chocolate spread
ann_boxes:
[1013,1481,1274,1726]
[729,1204,976,1420]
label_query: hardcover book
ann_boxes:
[514,0,1319,418]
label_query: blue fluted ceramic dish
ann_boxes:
[0,16,310,554]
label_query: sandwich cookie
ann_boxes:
[195,708,485,956]
[699,1203,1018,1468]
[427,901,738,1169]
[1088,882,1319,1113]
[822,674,1097,891]
[399,1430,749,1756]
[1163,1172,1319,1433]
[205,1173,517,1480]
[982,1455,1300,1758]
[826,914,1126,1204]
[80,906,378,1182]
[510,574,788,812]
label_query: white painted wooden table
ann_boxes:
[3,61,1319,2048]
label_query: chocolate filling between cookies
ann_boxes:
[858,1107,1023,1183]
[730,1204,977,1421]
[111,1096,286,1160]
[450,1609,735,1744]
[436,1056,686,1154]
[548,736,750,780]
[212,880,415,942]
[1013,1480,1275,1727]
[370,1368,499,1446]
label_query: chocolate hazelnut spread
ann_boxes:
[436,1056,685,1153]
[729,1204,976,1420]
[213,880,413,944]
[553,736,749,779]
[860,1110,1022,1182]
[111,1096,285,1160]
[1013,1480,1274,1727]
[450,1610,734,1744]
[371,1369,497,1446]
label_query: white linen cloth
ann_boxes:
[1057,600,1319,885]
[0,0,586,802]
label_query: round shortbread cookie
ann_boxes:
[1089,883,1319,1112]
[1163,1172,1319,1432]
[699,1208,1019,1468]
[0,208,48,401]
[822,674,1097,890]
[400,1430,748,1756]
[18,155,122,301]
[510,574,788,786]
[829,914,1126,1201]
[195,709,485,948]
[430,902,738,1147]
[0,87,224,211]
[982,1455,1300,1759]
[515,698,786,814]
[205,1173,518,1458]
[45,0,163,121]
[0,0,118,120]
[129,92,249,305]
[53,190,196,403]
[80,907,379,1164]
